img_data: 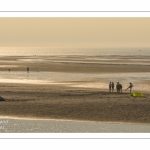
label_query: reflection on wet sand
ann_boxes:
[0,71,149,92]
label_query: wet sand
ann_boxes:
[0,55,150,73]
[1,117,150,132]
[0,55,150,123]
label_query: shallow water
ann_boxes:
[0,47,150,56]
[0,118,150,133]
[48,60,150,66]
[0,71,150,91]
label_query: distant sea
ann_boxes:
[0,47,150,56]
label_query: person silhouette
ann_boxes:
[109,82,112,92]
[119,83,122,93]
[125,82,133,93]
[27,67,29,73]
[111,82,114,92]
[116,82,120,93]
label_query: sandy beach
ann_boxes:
[0,83,150,123]
[0,55,150,123]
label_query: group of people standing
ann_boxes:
[109,82,133,93]
[109,82,115,92]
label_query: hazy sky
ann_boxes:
[0,18,150,48]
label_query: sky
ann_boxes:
[0,18,150,48]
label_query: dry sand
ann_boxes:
[0,83,150,123]
[0,55,150,123]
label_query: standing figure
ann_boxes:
[27,67,29,73]
[109,82,112,92]
[111,82,114,92]
[116,82,120,93]
[119,83,122,93]
[125,82,133,93]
